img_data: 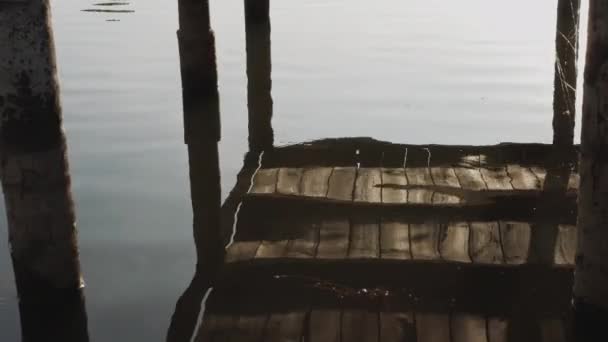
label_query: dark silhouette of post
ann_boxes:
[552,0,581,146]
[574,0,608,337]
[0,1,88,341]
[245,0,274,152]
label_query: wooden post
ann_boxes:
[574,0,608,334]
[0,1,88,340]
[552,0,581,146]
[245,0,274,153]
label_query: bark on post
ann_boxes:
[0,1,88,340]
[574,0,608,333]
[245,0,274,153]
[177,0,223,274]
[553,0,581,147]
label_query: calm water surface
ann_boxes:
[0,0,588,340]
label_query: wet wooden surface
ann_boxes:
[201,140,579,342]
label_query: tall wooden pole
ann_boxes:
[553,0,581,147]
[245,0,274,153]
[574,0,608,334]
[0,1,88,340]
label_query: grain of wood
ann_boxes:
[354,168,382,203]
[341,310,378,342]
[255,240,289,259]
[380,221,411,259]
[431,167,462,204]
[250,168,278,194]
[469,222,503,264]
[285,222,320,259]
[349,222,380,259]
[439,222,471,263]
[499,222,531,264]
[507,165,541,190]
[327,167,357,201]
[276,168,303,195]
[316,219,350,259]
[454,167,487,191]
[530,167,548,188]
[406,167,434,204]
[451,314,488,342]
[381,168,408,204]
[300,167,333,197]
[554,224,577,265]
[480,167,513,190]
[309,310,341,342]
[416,313,450,342]
[410,223,441,260]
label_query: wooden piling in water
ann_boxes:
[552,0,581,147]
[245,0,274,152]
[0,1,88,340]
[574,0,608,335]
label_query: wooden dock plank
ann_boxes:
[300,167,333,197]
[354,168,382,203]
[454,167,487,191]
[250,168,279,194]
[285,221,320,259]
[277,168,303,195]
[341,310,378,342]
[439,222,471,263]
[380,312,416,342]
[316,219,350,259]
[406,167,434,204]
[431,167,461,204]
[349,221,380,259]
[487,318,508,342]
[451,314,488,342]
[507,165,541,190]
[469,222,503,264]
[225,241,262,263]
[554,224,577,265]
[380,221,411,260]
[499,222,531,265]
[410,223,441,260]
[255,239,289,259]
[327,167,357,201]
[263,311,306,342]
[309,310,341,342]
[382,168,408,204]
[416,313,450,342]
[480,167,513,191]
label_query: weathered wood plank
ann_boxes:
[380,312,416,342]
[487,318,508,342]
[507,165,541,190]
[554,224,577,265]
[309,310,341,342]
[499,222,531,265]
[300,167,333,197]
[416,313,450,342]
[530,167,547,189]
[277,168,303,195]
[410,223,441,260]
[480,167,513,191]
[469,222,503,264]
[439,222,471,263]
[454,167,487,191]
[250,168,279,194]
[327,167,357,201]
[380,221,411,260]
[285,222,320,259]
[354,168,382,203]
[342,310,378,342]
[431,167,461,204]
[225,241,262,263]
[349,221,380,259]
[406,167,434,204]
[255,240,289,259]
[382,168,408,204]
[316,219,350,259]
[263,311,306,342]
[451,314,488,342]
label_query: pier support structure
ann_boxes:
[0,0,88,340]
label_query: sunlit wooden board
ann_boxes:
[381,168,408,204]
[380,221,411,260]
[499,222,531,265]
[480,167,513,191]
[454,167,487,191]
[507,165,541,190]
[277,168,303,195]
[354,168,382,203]
[439,222,471,263]
[554,224,577,265]
[349,221,380,259]
[300,167,333,198]
[316,219,350,259]
[327,167,357,201]
[469,222,503,264]
[406,167,434,204]
[250,168,278,194]
[410,223,441,260]
[285,221,320,259]
[225,241,262,263]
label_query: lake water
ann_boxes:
[0,0,589,340]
